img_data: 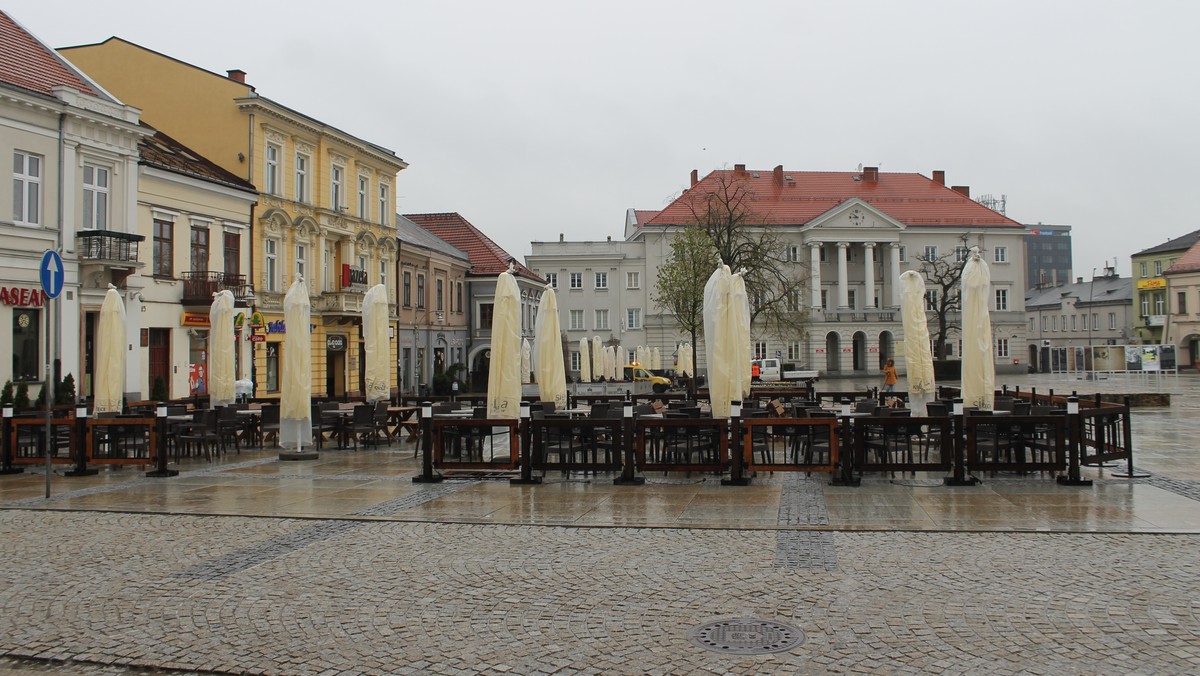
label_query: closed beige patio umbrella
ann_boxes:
[652,347,662,371]
[208,289,236,408]
[578,337,592,383]
[898,270,936,416]
[363,283,390,402]
[521,338,532,384]
[534,285,567,410]
[279,279,313,457]
[961,247,995,411]
[592,336,604,380]
[487,271,522,419]
[703,264,745,419]
[94,286,126,415]
[730,272,752,400]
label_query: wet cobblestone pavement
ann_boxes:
[0,372,1197,673]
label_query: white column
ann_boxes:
[836,242,850,309]
[889,243,902,308]
[863,242,876,309]
[809,242,822,310]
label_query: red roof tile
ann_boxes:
[646,168,1023,228]
[404,213,542,281]
[0,11,107,99]
[139,124,256,193]
[632,210,660,227]
[1164,238,1200,275]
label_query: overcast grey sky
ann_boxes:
[12,0,1199,280]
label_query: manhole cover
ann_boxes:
[687,618,805,655]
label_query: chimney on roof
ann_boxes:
[559,233,564,242]
[863,166,879,182]
[734,164,746,175]
[932,170,945,185]
[690,169,698,187]
[227,69,247,83]
[773,165,784,185]
[951,185,971,198]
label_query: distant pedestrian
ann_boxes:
[882,358,897,392]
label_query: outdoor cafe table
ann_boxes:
[388,406,420,441]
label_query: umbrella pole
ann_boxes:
[721,401,751,486]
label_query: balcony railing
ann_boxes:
[181,271,253,305]
[819,309,897,322]
[77,230,143,265]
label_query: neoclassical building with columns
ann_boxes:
[530,165,1029,378]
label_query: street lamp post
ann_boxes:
[1086,268,1096,380]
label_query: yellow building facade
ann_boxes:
[61,39,407,399]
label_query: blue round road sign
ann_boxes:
[39,250,64,299]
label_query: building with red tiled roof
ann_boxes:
[0,10,148,399]
[405,213,547,389]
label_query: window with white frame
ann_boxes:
[570,352,581,371]
[787,290,800,312]
[357,176,369,218]
[331,165,343,210]
[265,143,280,195]
[1139,262,1147,278]
[994,288,1008,311]
[847,289,857,309]
[924,288,939,312]
[1155,260,1163,276]
[1071,315,1077,331]
[594,271,607,289]
[626,308,641,330]
[955,246,969,262]
[753,342,767,359]
[1082,313,1088,331]
[786,245,799,262]
[569,272,582,289]
[569,309,584,330]
[996,338,1009,358]
[545,272,557,288]
[265,239,278,292]
[898,245,907,262]
[594,309,609,330]
[295,153,309,202]
[417,273,426,308]
[820,289,828,310]
[626,271,640,289]
[380,260,387,286]
[1155,294,1165,314]
[994,246,1008,263]
[82,163,109,229]
[378,184,389,225]
[295,244,306,282]
[1109,312,1117,329]
[12,151,41,225]
[1029,318,1036,332]
[819,246,827,263]
[787,342,802,361]
[435,278,444,312]
[923,245,938,260]
[1052,316,1058,331]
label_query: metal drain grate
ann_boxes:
[687,618,805,655]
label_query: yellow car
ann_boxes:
[623,365,673,393]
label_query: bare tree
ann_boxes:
[653,225,714,398]
[681,172,807,338]
[917,249,967,359]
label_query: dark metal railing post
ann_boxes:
[945,397,977,486]
[0,407,21,475]
[830,398,860,487]
[412,402,442,483]
[614,402,643,485]
[511,403,540,485]
[722,400,750,485]
[146,405,178,477]
[1110,395,1150,478]
[64,406,97,477]
[1058,395,1093,486]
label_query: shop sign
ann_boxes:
[341,264,368,291]
[1137,278,1166,290]
[247,334,266,343]
[262,321,317,334]
[327,335,347,352]
[234,312,245,329]
[181,312,210,327]
[249,311,266,328]
[0,287,48,307]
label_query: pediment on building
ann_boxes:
[800,199,906,240]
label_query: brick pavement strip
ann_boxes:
[0,510,1198,675]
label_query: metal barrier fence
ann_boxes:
[531,418,623,474]
[964,414,1067,474]
[430,418,519,470]
[852,416,953,475]
[740,417,839,473]
[635,418,730,473]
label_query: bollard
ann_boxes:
[0,407,22,475]
[945,398,978,486]
[146,405,178,477]
[64,406,97,477]
[614,402,643,485]
[412,401,443,483]
[722,401,751,486]
[1058,396,1093,486]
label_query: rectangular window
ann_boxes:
[456,282,463,313]
[1052,316,1058,331]
[480,303,494,330]
[924,289,939,312]
[994,246,1008,263]
[569,309,584,330]
[545,272,558,288]
[996,338,1009,358]
[1082,313,1088,331]
[994,288,1008,311]
[1140,262,1147,278]
[924,245,938,260]
[786,245,799,263]
[12,151,41,225]
[190,225,209,272]
[1109,313,1116,330]
[11,309,40,382]
[416,274,426,308]
[295,244,306,282]
[626,308,641,330]
[436,279,444,312]
[898,246,907,262]
[295,153,309,202]
[1179,291,1188,315]
[1154,260,1163,276]
[787,342,802,361]
[626,271,640,289]
[331,165,343,210]
[1071,315,1077,331]
[82,164,109,229]
[1141,295,1150,316]
[594,309,609,330]
[787,290,800,312]
[570,272,582,289]
[265,343,280,393]
[403,272,411,306]
[380,260,387,287]
[570,351,581,372]
[224,232,240,277]
[594,271,608,289]
[265,143,280,195]
[265,239,278,292]
[1155,294,1165,314]
[1029,318,1036,332]
[378,184,389,225]
[819,246,827,263]
[820,289,828,310]
[847,289,857,309]
[358,176,369,218]
[153,219,173,277]
[753,342,767,360]
[955,246,969,263]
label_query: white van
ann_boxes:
[752,358,781,382]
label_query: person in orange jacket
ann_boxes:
[751,361,761,381]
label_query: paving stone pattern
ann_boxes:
[771,474,838,571]
[4,510,1198,675]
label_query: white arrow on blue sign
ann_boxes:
[39,250,64,299]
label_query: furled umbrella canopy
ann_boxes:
[898,270,936,416]
[521,338,532,384]
[94,286,126,415]
[487,271,522,419]
[362,283,390,402]
[961,247,995,411]
[534,285,567,410]
[729,271,752,400]
[703,264,742,419]
[681,343,693,377]
[591,336,604,380]
[208,289,236,408]
[578,337,592,383]
[652,347,661,371]
[606,346,617,381]
[279,279,312,451]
